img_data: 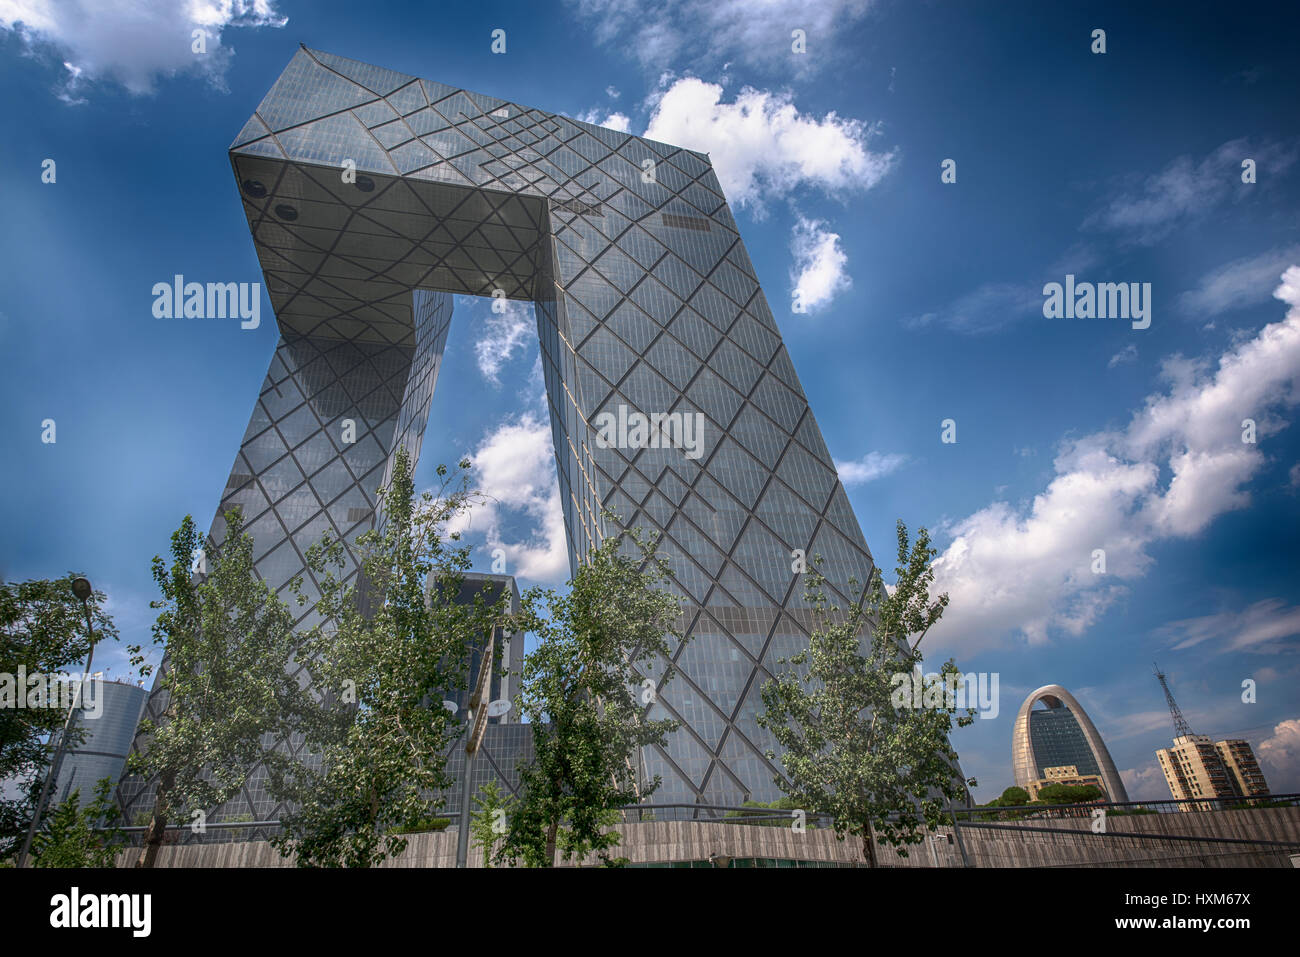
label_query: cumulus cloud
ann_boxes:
[473,299,534,386]
[1119,763,1170,801]
[450,412,569,584]
[790,217,850,313]
[644,77,894,215]
[1083,138,1297,245]
[927,266,1300,653]
[834,451,906,486]
[1178,244,1300,318]
[571,0,875,74]
[0,0,286,101]
[575,108,631,133]
[1257,718,1300,793]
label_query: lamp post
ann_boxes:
[17,577,99,868]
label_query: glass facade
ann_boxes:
[440,723,535,817]
[50,679,148,809]
[1027,706,1102,779]
[124,47,884,824]
[431,572,523,720]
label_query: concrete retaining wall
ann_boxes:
[116,806,1300,868]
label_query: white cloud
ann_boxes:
[790,217,850,313]
[0,0,286,100]
[1083,138,1297,244]
[834,451,906,486]
[473,299,533,386]
[1047,242,1102,277]
[1178,244,1300,317]
[644,77,894,215]
[1257,718,1300,793]
[450,412,569,584]
[1119,763,1170,801]
[575,108,631,133]
[927,266,1300,653]
[1103,709,1179,742]
[906,282,1041,334]
[1157,599,1300,654]
[571,0,875,73]
[1108,343,1138,368]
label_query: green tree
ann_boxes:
[758,521,976,866]
[976,785,1032,820]
[270,450,506,868]
[0,575,117,859]
[497,527,683,868]
[127,508,307,868]
[30,777,124,868]
[469,779,514,867]
[996,786,1030,806]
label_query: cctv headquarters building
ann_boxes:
[121,47,888,826]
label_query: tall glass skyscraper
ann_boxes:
[123,47,884,824]
[50,678,148,809]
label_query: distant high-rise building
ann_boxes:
[428,572,522,722]
[1157,735,1239,809]
[1150,666,1267,808]
[441,724,535,817]
[1216,739,1270,798]
[49,677,148,809]
[429,572,530,816]
[1012,685,1128,802]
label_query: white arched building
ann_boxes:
[1011,685,1128,802]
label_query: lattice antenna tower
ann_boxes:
[1153,662,1193,738]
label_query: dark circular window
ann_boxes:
[274,204,299,221]
[241,179,267,198]
[355,175,375,193]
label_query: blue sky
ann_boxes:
[1,0,1298,802]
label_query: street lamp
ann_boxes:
[17,576,100,868]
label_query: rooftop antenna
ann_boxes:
[1154,662,1193,738]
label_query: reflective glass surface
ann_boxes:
[125,48,887,824]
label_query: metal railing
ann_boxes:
[99,793,1300,859]
[613,803,838,827]
[950,790,1300,820]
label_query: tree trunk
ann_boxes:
[544,819,560,868]
[861,821,878,868]
[135,770,175,868]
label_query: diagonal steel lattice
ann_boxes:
[120,46,888,826]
